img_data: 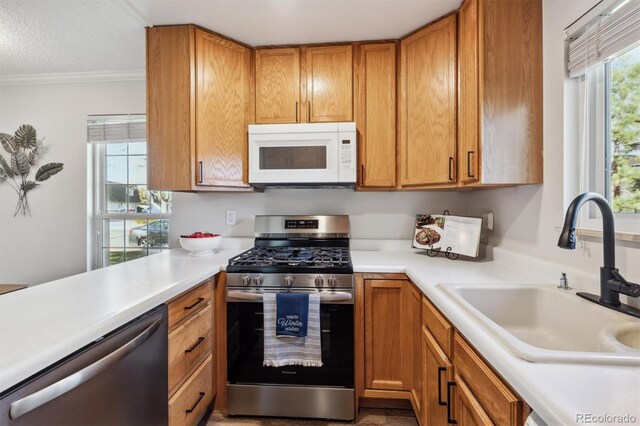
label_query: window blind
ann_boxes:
[87,114,146,143]
[568,0,640,78]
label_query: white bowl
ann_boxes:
[179,235,222,256]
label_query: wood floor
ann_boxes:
[205,409,418,425]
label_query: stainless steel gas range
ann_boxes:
[225,215,354,421]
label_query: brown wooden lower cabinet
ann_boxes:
[452,332,526,426]
[356,273,529,426]
[169,354,214,426]
[167,279,216,426]
[409,283,423,417]
[422,326,453,426]
[363,278,412,392]
[452,373,494,426]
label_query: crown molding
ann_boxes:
[0,70,146,86]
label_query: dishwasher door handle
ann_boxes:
[9,317,163,420]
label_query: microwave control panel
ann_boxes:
[338,126,357,183]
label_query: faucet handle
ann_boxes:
[610,270,640,297]
[611,269,628,286]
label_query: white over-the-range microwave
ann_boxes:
[248,122,357,187]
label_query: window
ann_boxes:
[89,115,171,268]
[568,0,640,233]
[608,46,640,213]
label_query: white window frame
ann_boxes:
[92,141,171,269]
[576,51,640,235]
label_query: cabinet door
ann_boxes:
[458,0,480,184]
[146,25,194,191]
[195,30,252,187]
[422,327,454,426]
[364,280,411,391]
[304,45,353,122]
[453,374,495,426]
[355,43,397,188]
[454,332,523,425]
[409,284,422,415]
[255,48,300,124]
[399,15,457,187]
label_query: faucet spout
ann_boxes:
[557,192,615,269]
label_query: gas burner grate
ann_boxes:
[228,246,352,269]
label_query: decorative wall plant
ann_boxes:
[0,125,64,217]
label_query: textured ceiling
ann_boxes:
[130,0,462,46]
[0,0,462,77]
[0,0,145,76]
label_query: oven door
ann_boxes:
[248,130,339,184]
[226,290,354,388]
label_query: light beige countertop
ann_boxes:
[0,247,638,425]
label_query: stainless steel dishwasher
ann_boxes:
[0,305,168,426]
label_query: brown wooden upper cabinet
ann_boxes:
[399,15,457,188]
[355,43,397,189]
[304,45,353,122]
[147,25,253,191]
[255,48,301,124]
[254,45,353,124]
[457,0,543,186]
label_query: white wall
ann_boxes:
[0,80,145,285]
[466,0,640,287]
[169,190,467,245]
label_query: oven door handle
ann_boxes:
[227,290,353,303]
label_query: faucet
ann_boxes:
[558,192,640,318]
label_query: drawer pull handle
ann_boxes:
[184,297,204,311]
[198,161,204,184]
[185,392,205,414]
[185,337,205,353]
[447,381,457,424]
[437,367,447,406]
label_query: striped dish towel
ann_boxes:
[263,293,322,367]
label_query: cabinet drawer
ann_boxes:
[169,303,213,393]
[422,297,453,358]
[168,280,212,329]
[453,332,523,426]
[169,354,213,426]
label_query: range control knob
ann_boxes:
[327,275,338,288]
[254,275,264,286]
[240,275,251,286]
[284,275,294,287]
[314,276,324,288]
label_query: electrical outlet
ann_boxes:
[226,210,237,226]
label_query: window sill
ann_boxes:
[555,226,640,243]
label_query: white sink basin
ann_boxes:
[438,283,640,366]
